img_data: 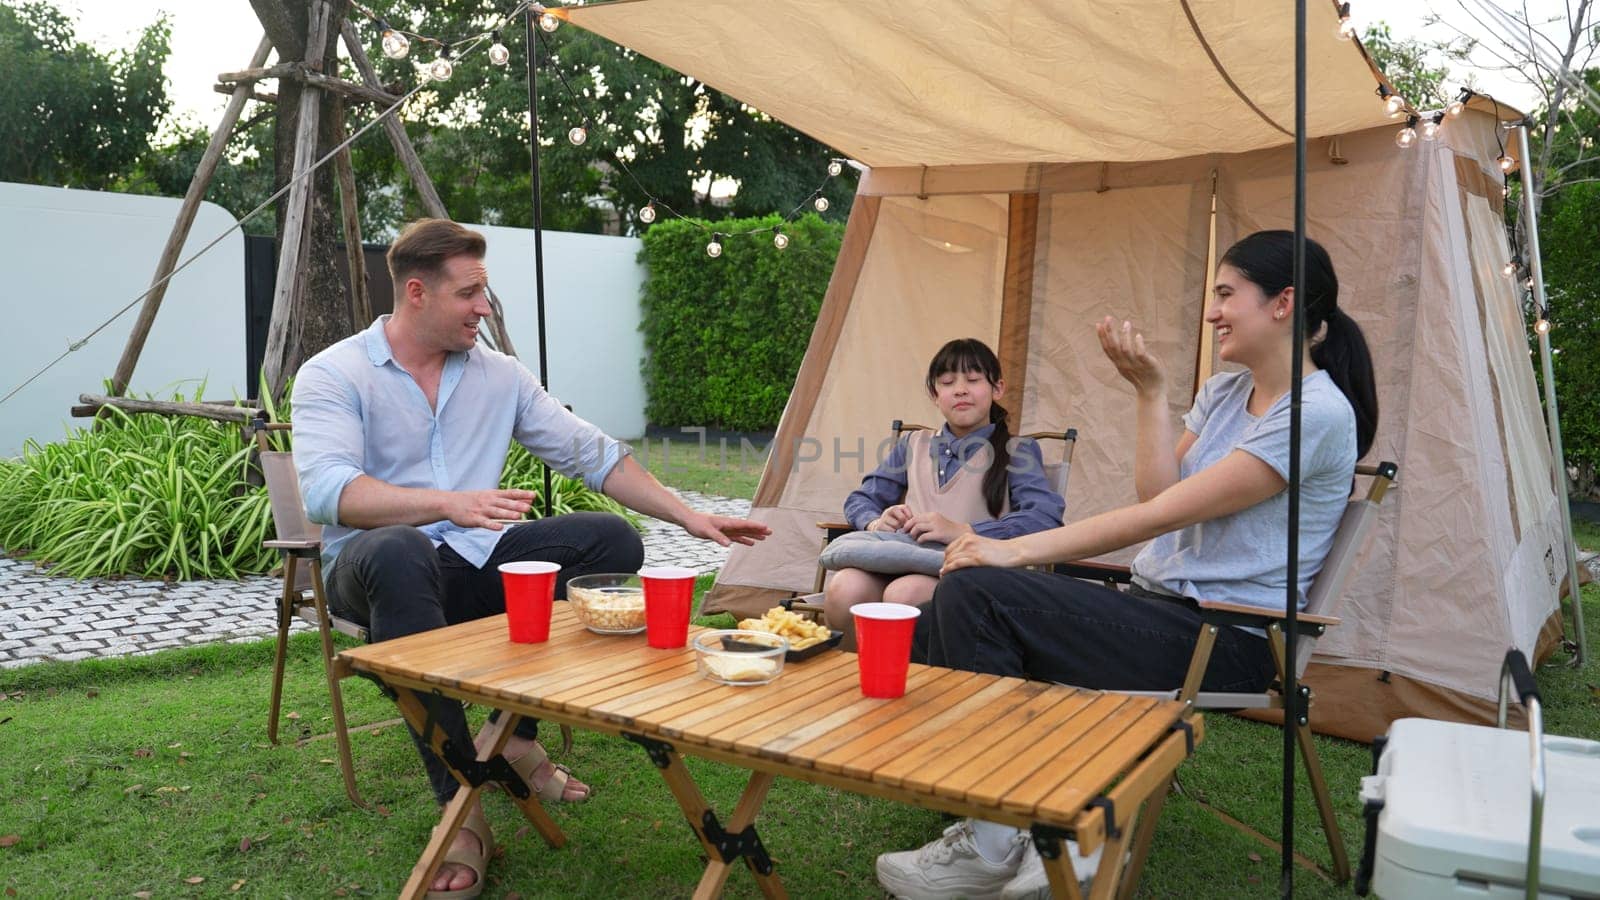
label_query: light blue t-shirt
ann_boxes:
[1131,369,1357,612]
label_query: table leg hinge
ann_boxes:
[1088,797,1122,839]
[621,731,676,769]
[1171,718,1195,756]
[702,810,774,875]
[438,738,533,800]
[1030,823,1073,859]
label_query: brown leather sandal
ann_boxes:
[425,803,494,900]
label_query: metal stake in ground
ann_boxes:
[525,9,553,519]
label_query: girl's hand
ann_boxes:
[907,511,973,545]
[1096,316,1166,397]
[941,533,1026,573]
[870,504,912,532]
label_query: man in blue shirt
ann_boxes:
[292,218,768,896]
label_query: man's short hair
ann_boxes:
[386,218,487,288]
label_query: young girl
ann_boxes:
[875,231,1379,899]
[822,338,1066,648]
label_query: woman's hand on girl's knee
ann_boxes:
[941,533,1023,574]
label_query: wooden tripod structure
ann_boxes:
[105,0,519,404]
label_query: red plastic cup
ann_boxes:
[853,602,922,698]
[499,561,560,643]
[640,566,697,649]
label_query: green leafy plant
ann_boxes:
[639,213,843,430]
[499,444,640,526]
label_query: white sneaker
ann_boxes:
[876,819,1029,899]
[999,838,1101,899]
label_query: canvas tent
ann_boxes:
[563,0,1573,741]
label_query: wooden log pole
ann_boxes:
[216,60,299,84]
[109,34,274,397]
[261,0,331,399]
[331,96,372,329]
[74,394,259,424]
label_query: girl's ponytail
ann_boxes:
[1309,307,1378,458]
[982,404,1012,518]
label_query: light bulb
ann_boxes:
[568,125,587,146]
[813,196,830,212]
[706,236,723,258]
[1446,98,1465,118]
[1498,154,1516,172]
[1394,125,1417,148]
[1384,94,1406,117]
[1503,260,1517,277]
[1502,184,1511,198]
[1420,118,1440,141]
[1535,318,1551,334]
[539,12,560,32]
[773,231,789,250]
[381,29,410,60]
[1337,18,1357,40]
[827,160,843,177]
[638,203,657,224]
[428,55,454,82]
[488,42,510,66]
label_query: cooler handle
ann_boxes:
[1497,648,1546,900]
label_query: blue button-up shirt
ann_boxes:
[291,317,628,568]
[842,424,1066,539]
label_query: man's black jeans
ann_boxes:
[326,512,643,803]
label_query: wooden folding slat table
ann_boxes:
[338,605,1202,900]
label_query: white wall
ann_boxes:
[0,183,648,457]
[0,183,246,457]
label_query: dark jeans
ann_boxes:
[326,512,643,803]
[912,567,1276,693]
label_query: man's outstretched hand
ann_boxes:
[680,512,772,547]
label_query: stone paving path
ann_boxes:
[0,490,750,669]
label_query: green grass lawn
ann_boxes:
[628,436,768,500]
[3,576,1595,898]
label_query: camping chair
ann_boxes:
[251,420,369,808]
[1053,460,1399,886]
[805,419,1078,598]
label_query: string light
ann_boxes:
[381,24,410,59]
[1446,87,1471,118]
[568,120,589,146]
[828,159,844,177]
[1383,91,1407,118]
[1336,3,1356,40]
[1394,115,1419,148]
[773,228,789,250]
[813,195,830,212]
[1535,318,1552,334]
[638,203,657,224]
[1420,112,1442,141]
[488,33,510,66]
[539,12,560,32]
[428,46,455,82]
[1503,255,1521,277]
[1497,154,1516,173]
[706,234,724,258]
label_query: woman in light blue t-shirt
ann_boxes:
[875,231,1380,899]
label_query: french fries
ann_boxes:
[737,606,833,650]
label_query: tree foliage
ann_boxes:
[1359,21,1469,108]
[0,2,171,189]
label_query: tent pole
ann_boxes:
[1514,123,1588,667]
[1282,2,1308,896]
[526,11,553,519]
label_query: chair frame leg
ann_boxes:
[309,558,365,808]
[267,553,296,745]
[1266,626,1351,882]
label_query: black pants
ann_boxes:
[912,567,1276,693]
[326,512,643,803]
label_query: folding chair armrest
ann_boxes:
[1051,560,1134,583]
[816,521,856,542]
[781,594,827,623]
[1196,597,1340,634]
[265,539,322,557]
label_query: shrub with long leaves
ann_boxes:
[500,444,640,527]
[0,407,273,580]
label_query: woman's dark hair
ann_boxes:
[1219,230,1379,458]
[926,338,1010,517]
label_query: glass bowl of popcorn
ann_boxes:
[566,573,648,634]
[693,630,788,685]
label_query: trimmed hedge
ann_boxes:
[639,213,843,430]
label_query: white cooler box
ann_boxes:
[1357,712,1600,898]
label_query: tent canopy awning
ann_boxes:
[562,0,1400,168]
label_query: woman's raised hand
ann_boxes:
[1096,316,1166,397]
